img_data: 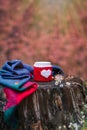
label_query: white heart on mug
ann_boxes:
[41,69,51,78]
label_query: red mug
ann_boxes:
[34,61,52,82]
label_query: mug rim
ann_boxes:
[34,61,51,67]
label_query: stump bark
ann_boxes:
[0,77,87,130]
[18,81,67,130]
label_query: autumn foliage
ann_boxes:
[0,0,87,80]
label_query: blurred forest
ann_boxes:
[0,0,87,80]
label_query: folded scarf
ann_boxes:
[3,82,38,130]
[0,60,38,130]
[0,60,33,90]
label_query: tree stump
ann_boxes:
[18,77,87,130]
[0,76,87,130]
[18,81,67,130]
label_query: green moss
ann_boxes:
[81,120,87,130]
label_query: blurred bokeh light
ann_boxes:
[0,0,87,80]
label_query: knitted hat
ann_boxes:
[52,65,64,76]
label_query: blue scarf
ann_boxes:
[0,60,33,90]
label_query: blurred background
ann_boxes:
[0,0,87,80]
